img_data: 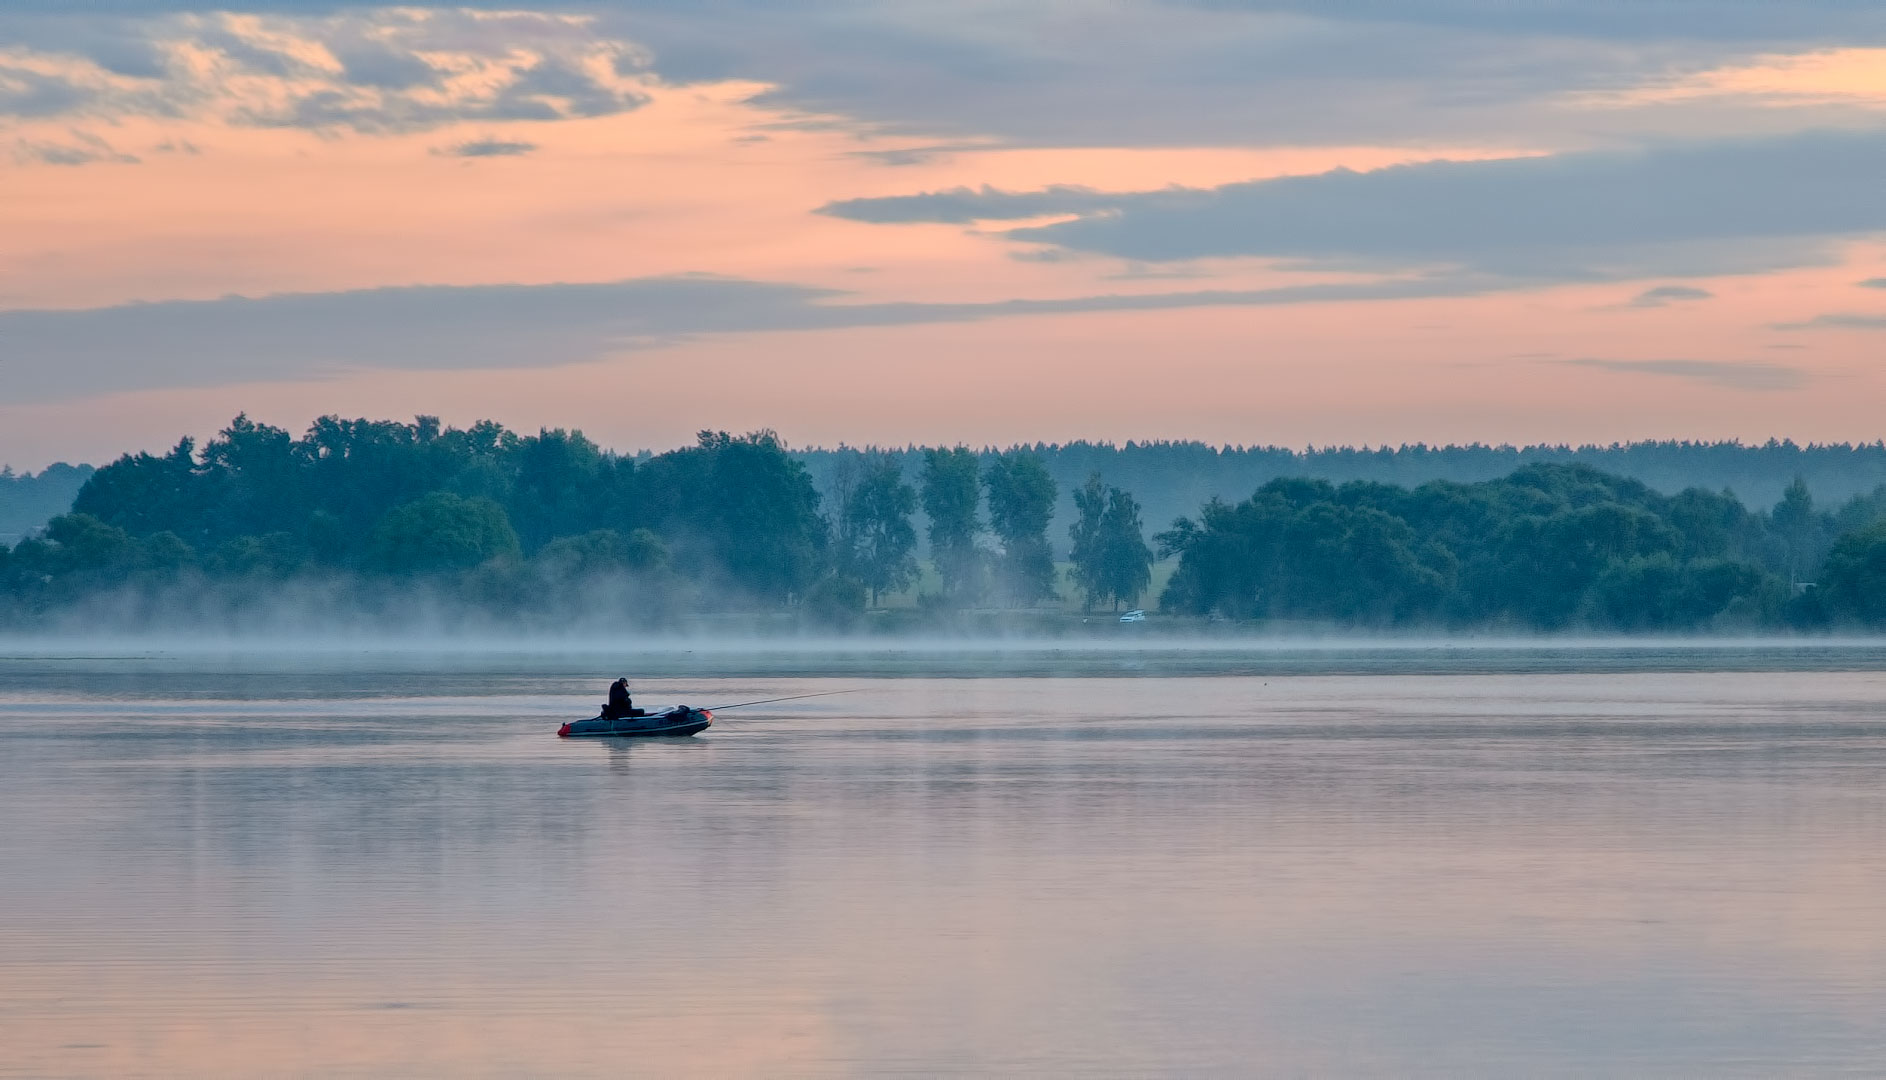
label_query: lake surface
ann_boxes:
[6,643,1886,1076]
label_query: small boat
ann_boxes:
[554,687,858,740]
[558,706,713,738]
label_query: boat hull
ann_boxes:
[558,707,712,738]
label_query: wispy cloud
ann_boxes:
[12,129,138,166]
[1563,357,1806,391]
[1627,284,1713,307]
[1859,277,1886,289]
[435,136,537,158]
[842,146,958,167]
[820,184,1122,224]
[1773,313,1886,330]
[1585,47,1886,110]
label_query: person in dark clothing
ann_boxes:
[604,678,633,720]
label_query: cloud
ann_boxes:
[12,129,139,166]
[1562,357,1806,391]
[8,2,1886,154]
[579,1,1886,149]
[332,41,439,90]
[823,130,1886,282]
[844,146,951,167]
[0,64,99,118]
[1773,313,1886,331]
[0,10,654,134]
[435,136,537,158]
[9,1,1883,38]
[0,272,1511,405]
[0,2,1855,155]
[1585,47,1886,111]
[499,58,637,118]
[1627,285,1714,307]
[819,184,1120,224]
[1172,1,1886,41]
[0,277,827,404]
[1859,278,1886,289]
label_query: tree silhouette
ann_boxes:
[922,447,984,604]
[983,451,1058,605]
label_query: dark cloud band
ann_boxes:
[0,272,1508,405]
[825,131,1886,282]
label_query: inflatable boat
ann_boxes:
[557,706,713,738]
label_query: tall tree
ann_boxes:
[922,447,984,603]
[507,427,610,552]
[844,454,918,607]
[983,451,1058,605]
[1069,474,1153,611]
[693,430,827,604]
[1099,486,1154,611]
[1772,475,1816,585]
[1069,474,1108,611]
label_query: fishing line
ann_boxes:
[703,688,863,711]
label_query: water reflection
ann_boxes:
[2,653,1886,1075]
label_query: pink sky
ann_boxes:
[3,8,1885,468]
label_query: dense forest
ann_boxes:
[4,414,1886,632]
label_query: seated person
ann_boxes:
[603,677,634,720]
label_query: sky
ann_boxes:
[4,2,1886,468]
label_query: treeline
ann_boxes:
[16,437,1886,557]
[800,439,1886,556]
[1157,466,1886,630]
[0,415,1146,629]
[5,414,1886,632]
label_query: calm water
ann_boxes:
[6,645,1886,1076]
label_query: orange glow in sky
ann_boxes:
[2,5,1884,466]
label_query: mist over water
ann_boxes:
[10,633,1886,678]
[6,642,1886,1076]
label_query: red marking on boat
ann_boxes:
[701,710,713,723]
[556,723,571,737]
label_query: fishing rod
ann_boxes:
[703,688,863,711]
